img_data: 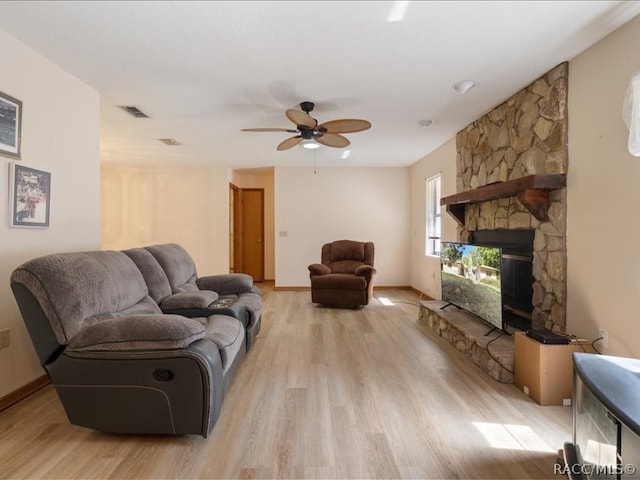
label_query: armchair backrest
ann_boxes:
[321,240,375,274]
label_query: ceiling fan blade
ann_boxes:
[277,136,303,151]
[315,133,350,148]
[286,109,317,128]
[241,128,298,133]
[318,119,372,133]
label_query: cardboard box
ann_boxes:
[514,331,592,406]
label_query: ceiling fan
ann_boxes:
[241,101,371,151]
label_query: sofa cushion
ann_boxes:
[160,290,219,310]
[145,244,199,293]
[203,315,245,370]
[328,260,363,274]
[10,251,154,344]
[118,296,163,316]
[122,247,173,303]
[204,315,242,349]
[67,314,205,351]
[236,292,263,317]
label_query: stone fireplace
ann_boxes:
[418,62,569,382]
[449,62,568,333]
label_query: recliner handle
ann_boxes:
[153,369,174,382]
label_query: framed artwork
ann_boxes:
[9,163,51,228]
[0,91,22,159]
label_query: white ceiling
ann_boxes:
[0,1,638,169]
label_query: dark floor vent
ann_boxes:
[117,105,149,118]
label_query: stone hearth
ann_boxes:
[419,301,514,383]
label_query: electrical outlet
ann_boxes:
[598,328,608,348]
[0,329,9,349]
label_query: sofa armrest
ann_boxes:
[67,314,205,352]
[197,273,254,295]
[355,265,377,281]
[160,291,219,310]
[308,263,331,276]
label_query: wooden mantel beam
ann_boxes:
[440,174,566,224]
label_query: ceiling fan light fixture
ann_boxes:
[453,80,476,94]
[301,139,320,150]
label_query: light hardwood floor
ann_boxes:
[0,288,572,479]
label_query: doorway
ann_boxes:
[229,185,264,281]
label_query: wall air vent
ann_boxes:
[158,138,181,146]
[117,105,149,118]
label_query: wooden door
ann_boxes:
[239,188,264,281]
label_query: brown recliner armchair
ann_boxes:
[308,240,376,307]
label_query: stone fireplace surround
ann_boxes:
[453,62,568,333]
[418,63,568,382]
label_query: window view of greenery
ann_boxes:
[440,243,502,329]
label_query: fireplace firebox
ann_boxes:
[471,229,534,332]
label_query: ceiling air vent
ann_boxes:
[117,105,149,118]
[158,138,181,146]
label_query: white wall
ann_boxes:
[567,15,640,357]
[275,166,411,287]
[0,28,100,398]
[409,138,458,298]
[101,164,231,274]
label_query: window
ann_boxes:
[426,174,441,256]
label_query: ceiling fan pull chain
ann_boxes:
[313,148,317,174]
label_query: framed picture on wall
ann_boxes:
[0,91,22,159]
[9,163,51,228]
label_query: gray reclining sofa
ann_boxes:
[10,244,262,437]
